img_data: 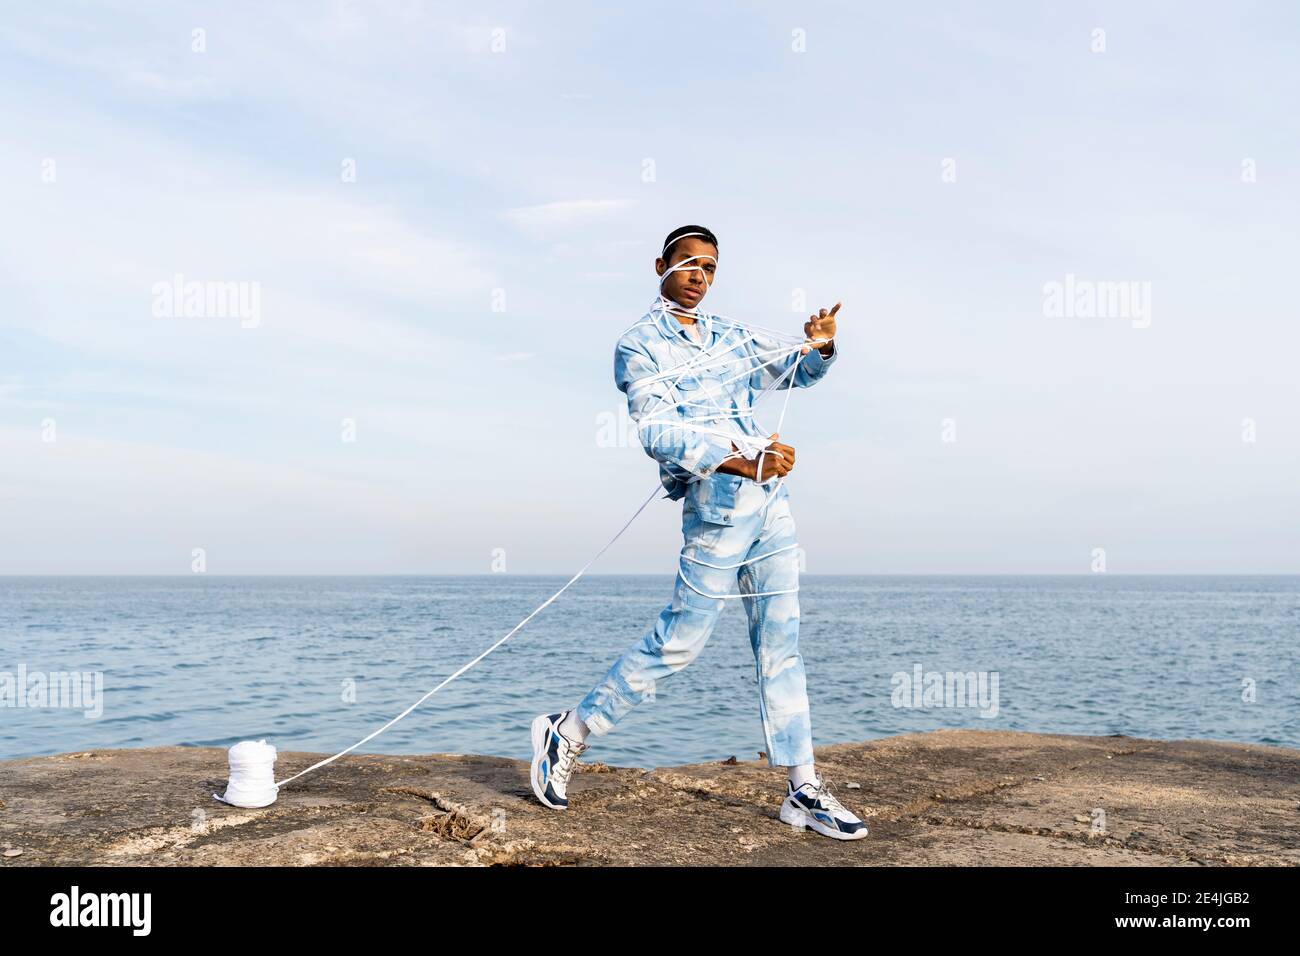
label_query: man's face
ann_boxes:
[655,237,717,309]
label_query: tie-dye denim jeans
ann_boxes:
[575,476,814,767]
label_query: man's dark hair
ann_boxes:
[661,224,718,262]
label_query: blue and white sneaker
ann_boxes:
[780,777,869,840]
[530,711,588,811]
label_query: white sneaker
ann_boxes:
[530,711,588,810]
[780,777,869,840]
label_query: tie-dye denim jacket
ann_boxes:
[614,298,837,523]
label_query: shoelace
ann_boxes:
[811,777,849,816]
[554,734,587,782]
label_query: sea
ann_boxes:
[2,575,1296,767]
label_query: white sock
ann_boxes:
[788,764,818,790]
[559,709,589,743]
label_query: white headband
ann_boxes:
[660,230,717,258]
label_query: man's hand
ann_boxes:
[718,433,796,481]
[754,433,796,480]
[801,302,840,355]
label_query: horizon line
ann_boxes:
[2,572,1297,579]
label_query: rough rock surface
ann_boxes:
[2,730,1296,866]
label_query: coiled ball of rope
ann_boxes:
[213,739,279,808]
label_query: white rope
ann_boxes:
[212,278,831,801]
[270,480,664,791]
[681,541,801,570]
[672,341,805,601]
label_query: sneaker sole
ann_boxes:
[780,801,868,840]
[530,714,567,811]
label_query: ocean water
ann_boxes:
[1,575,1297,767]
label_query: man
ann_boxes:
[530,225,866,840]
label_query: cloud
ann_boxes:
[0,425,435,573]
[501,199,637,240]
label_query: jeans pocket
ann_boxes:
[682,503,729,550]
[689,473,740,524]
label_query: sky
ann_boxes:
[1,1,1297,574]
